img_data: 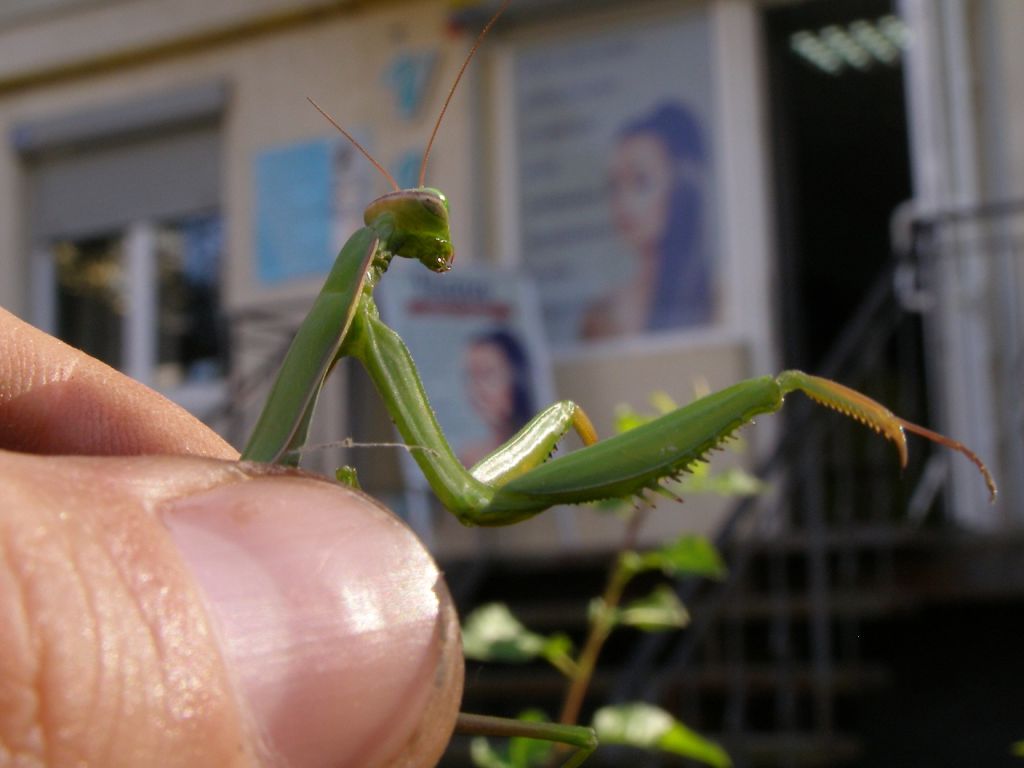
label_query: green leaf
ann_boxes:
[620,534,727,580]
[613,405,650,434]
[462,603,546,662]
[619,585,690,632]
[651,535,727,578]
[676,466,764,497]
[509,710,556,767]
[470,738,513,768]
[334,465,361,488]
[612,392,679,433]
[593,703,731,767]
[462,603,575,675]
[649,390,681,414]
[593,702,673,748]
[658,721,732,767]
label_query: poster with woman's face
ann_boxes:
[510,8,716,347]
[377,262,554,488]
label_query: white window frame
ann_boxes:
[30,218,227,418]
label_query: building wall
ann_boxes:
[0,0,475,313]
[0,0,776,555]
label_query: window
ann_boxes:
[154,214,227,389]
[53,231,124,371]
[48,213,227,394]
[19,83,227,417]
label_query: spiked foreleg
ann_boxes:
[340,317,997,524]
[345,300,559,525]
[491,370,997,510]
[491,376,786,507]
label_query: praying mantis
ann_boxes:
[240,1,996,763]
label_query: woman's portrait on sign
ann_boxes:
[459,329,536,468]
[512,10,717,347]
[583,102,712,339]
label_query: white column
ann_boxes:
[900,0,1000,527]
[30,244,57,333]
[124,221,157,385]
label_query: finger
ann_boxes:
[0,307,236,458]
[0,452,462,767]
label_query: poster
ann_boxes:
[511,9,718,346]
[377,262,556,488]
[254,134,374,285]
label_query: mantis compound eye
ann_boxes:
[421,195,446,220]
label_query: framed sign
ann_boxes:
[377,261,556,486]
[503,7,718,347]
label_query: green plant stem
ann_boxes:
[457,713,598,768]
[556,566,625,727]
[557,505,650,727]
[456,713,596,749]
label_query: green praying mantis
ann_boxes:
[240,1,996,763]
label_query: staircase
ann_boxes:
[445,527,915,767]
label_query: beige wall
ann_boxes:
[0,0,354,80]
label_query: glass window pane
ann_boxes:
[154,213,228,388]
[53,234,124,369]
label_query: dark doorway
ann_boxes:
[765,0,912,369]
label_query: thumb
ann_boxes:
[0,452,462,768]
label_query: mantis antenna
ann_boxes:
[418,0,512,187]
[308,0,510,192]
[306,96,401,192]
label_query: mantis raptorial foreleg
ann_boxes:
[272,289,997,526]
[243,227,378,466]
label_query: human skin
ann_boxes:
[0,306,462,767]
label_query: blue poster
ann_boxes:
[254,139,333,284]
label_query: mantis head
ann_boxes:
[364,187,454,272]
[309,0,506,274]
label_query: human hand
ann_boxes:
[0,307,462,767]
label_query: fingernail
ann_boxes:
[162,476,455,767]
